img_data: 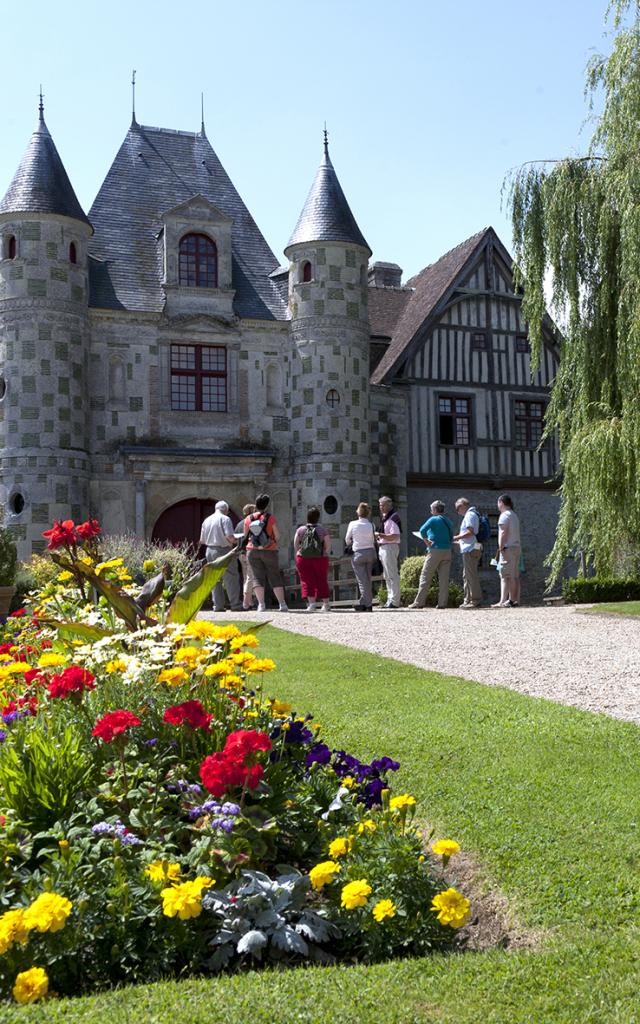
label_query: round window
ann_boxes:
[9,492,24,515]
[326,389,340,408]
[323,495,338,515]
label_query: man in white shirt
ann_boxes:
[199,501,242,612]
[493,494,521,608]
[376,496,402,609]
[454,497,482,608]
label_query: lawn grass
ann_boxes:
[580,600,640,617]
[6,627,640,1023]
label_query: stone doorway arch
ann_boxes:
[152,497,239,549]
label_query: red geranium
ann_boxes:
[49,666,95,700]
[199,729,271,796]
[76,519,102,541]
[8,608,26,618]
[42,520,77,550]
[163,700,212,731]
[92,709,141,743]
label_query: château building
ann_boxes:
[0,103,560,596]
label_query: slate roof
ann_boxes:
[0,108,91,226]
[286,141,370,253]
[88,122,286,319]
[371,228,491,384]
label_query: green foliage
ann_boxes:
[561,575,640,603]
[19,553,59,591]
[509,2,640,581]
[0,525,17,587]
[0,717,96,830]
[166,551,235,624]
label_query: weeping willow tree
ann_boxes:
[509,0,640,582]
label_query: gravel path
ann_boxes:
[207,606,640,724]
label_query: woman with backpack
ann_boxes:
[243,494,288,612]
[344,502,377,612]
[294,506,332,612]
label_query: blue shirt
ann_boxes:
[419,515,453,550]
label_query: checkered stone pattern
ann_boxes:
[0,212,92,559]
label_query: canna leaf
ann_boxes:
[38,619,114,642]
[72,561,140,630]
[166,549,237,624]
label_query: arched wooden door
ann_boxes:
[152,498,239,549]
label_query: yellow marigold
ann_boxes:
[204,660,235,677]
[160,877,214,920]
[230,633,259,649]
[37,652,67,668]
[372,898,396,923]
[12,966,49,1004]
[389,794,416,811]
[219,675,243,689]
[3,662,31,675]
[23,892,72,934]
[245,658,276,673]
[430,888,471,929]
[328,837,351,858]
[143,559,156,574]
[309,861,341,891]
[269,699,292,716]
[145,860,182,884]
[56,570,74,582]
[357,819,377,834]
[174,646,203,665]
[158,666,188,686]
[0,909,29,953]
[230,652,257,669]
[105,658,128,674]
[340,879,372,910]
[431,839,461,859]
[95,557,124,574]
[244,710,259,718]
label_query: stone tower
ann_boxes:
[284,135,372,545]
[0,102,93,558]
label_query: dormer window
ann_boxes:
[302,260,312,283]
[179,233,217,288]
[69,242,77,264]
[6,235,16,260]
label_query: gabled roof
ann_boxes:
[0,107,90,227]
[371,228,492,384]
[286,140,370,253]
[88,122,286,319]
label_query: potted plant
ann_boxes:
[0,520,17,617]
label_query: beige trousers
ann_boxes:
[462,548,483,605]
[415,548,451,608]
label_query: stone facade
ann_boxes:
[0,111,561,598]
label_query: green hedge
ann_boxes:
[562,576,640,604]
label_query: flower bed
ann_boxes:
[0,521,470,1005]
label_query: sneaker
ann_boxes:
[306,602,317,612]
[257,604,267,613]
[278,605,289,612]
[491,601,509,608]
[407,603,423,610]
[383,602,400,610]
[320,602,331,612]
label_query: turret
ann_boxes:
[284,134,372,544]
[0,100,92,558]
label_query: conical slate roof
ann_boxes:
[0,106,90,226]
[287,140,370,253]
[87,121,286,318]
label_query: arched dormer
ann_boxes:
[179,232,217,288]
[161,195,234,318]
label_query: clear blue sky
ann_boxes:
[1,0,611,280]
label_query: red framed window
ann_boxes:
[514,400,544,448]
[302,260,312,282]
[438,395,472,446]
[179,233,217,288]
[69,242,77,264]
[170,344,227,412]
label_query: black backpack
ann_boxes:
[299,524,323,558]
